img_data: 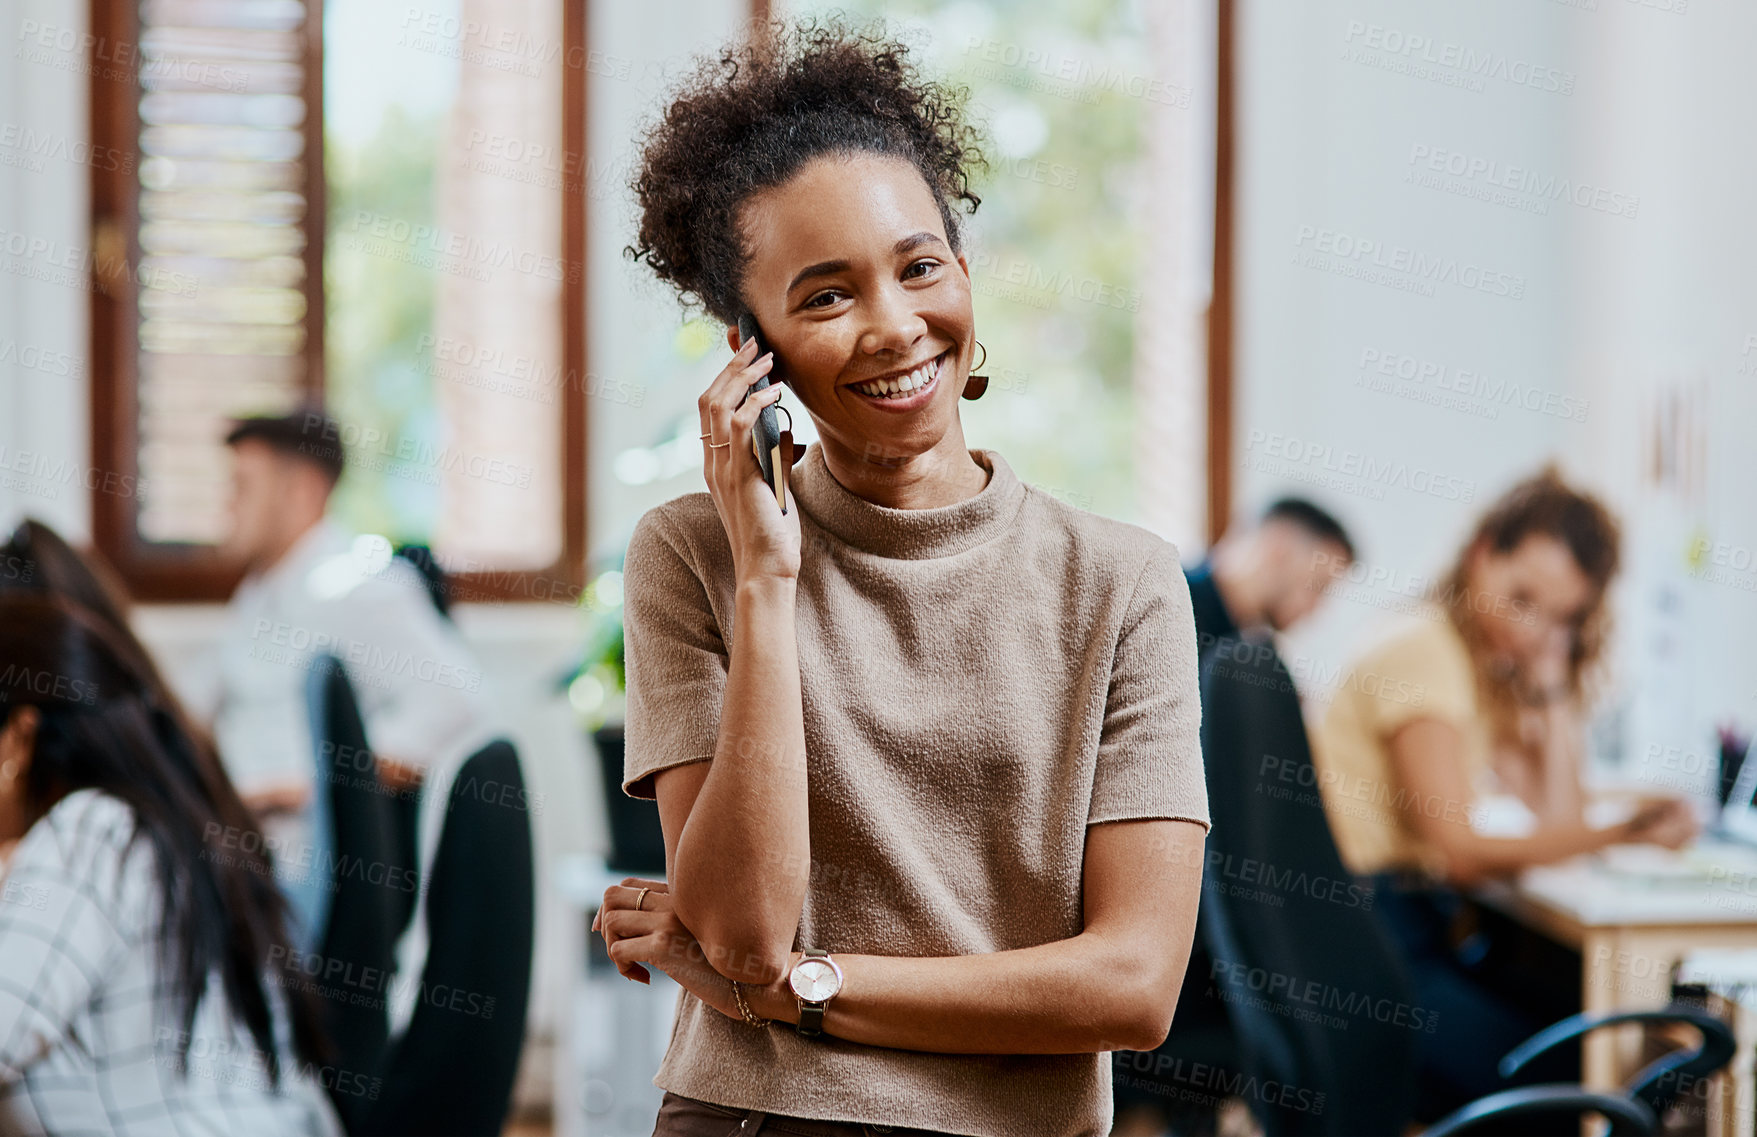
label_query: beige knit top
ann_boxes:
[622,444,1209,1137]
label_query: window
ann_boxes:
[758,0,1225,549]
[89,0,587,602]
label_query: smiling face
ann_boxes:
[732,152,978,475]
[1467,533,1596,671]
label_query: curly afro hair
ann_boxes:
[626,18,986,327]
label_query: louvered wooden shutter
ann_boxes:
[91,0,322,594]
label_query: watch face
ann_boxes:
[789,958,841,1002]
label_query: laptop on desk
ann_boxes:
[1712,735,1757,848]
[1594,737,1757,883]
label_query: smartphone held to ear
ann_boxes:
[737,312,801,515]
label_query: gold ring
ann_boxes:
[708,441,730,449]
[635,886,651,912]
[698,432,713,439]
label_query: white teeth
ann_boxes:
[856,352,944,398]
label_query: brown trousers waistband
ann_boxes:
[653,1090,965,1137]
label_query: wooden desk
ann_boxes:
[1473,846,1757,1098]
[1678,952,1757,1137]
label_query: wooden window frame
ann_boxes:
[1206,0,1235,544]
[88,0,588,604]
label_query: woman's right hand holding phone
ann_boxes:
[699,337,800,584]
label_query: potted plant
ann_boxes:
[566,566,627,735]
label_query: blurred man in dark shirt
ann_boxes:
[1185,498,1355,653]
[1114,498,1355,1137]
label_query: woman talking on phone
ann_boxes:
[591,21,1210,1137]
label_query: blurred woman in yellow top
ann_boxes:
[1312,466,1696,1116]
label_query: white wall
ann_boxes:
[1234,0,1755,782]
[1234,0,1571,671]
[0,0,92,539]
[1559,0,1757,787]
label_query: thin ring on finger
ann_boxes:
[635,887,651,912]
[698,346,758,454]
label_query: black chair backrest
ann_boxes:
[305,656,409,1131]
[1423,1085,1657,1137]
[1196,634,1418,1136]
[593,725,667,875]
[360,740,535,1136]
[1499,1004,1737,1119]
[392,543,452,619]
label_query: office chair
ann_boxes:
[1420,1087,1656,1136]
[305,656,410,1131]
[1195,639,1418,1136]
[357,739,535,1136]
[386,542,454,938]
[1113,934,1238,1133]
[392,542,453,619]
[1418,1005,1737,1135]
[592,725,668,875]
[1195,637,1736,1136]
[1496,1005,1737,1121]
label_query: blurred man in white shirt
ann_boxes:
[180,409,494,943]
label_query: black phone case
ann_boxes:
[737,313,787,514]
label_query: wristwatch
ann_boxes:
[787,948,843,1038]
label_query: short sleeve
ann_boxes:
[0,792,145,1080]
[621,506,730,799]
[1357,622,1479,739]
[1088,541,1211,830]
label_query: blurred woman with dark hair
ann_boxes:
[0,593,339,1135]
[1,518,135,631]
[1314,466,1697,1115]
[1,518,190,718]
